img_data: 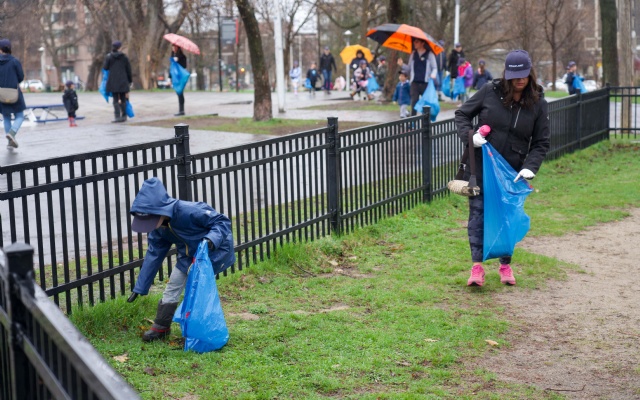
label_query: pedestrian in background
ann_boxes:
[103,40,132,123]
[126,177,235,342]
[171,45,187,116]
[375,55,387,91]
[448,42,464,79]
[289,60,301,95]
[0,38,25,149]
[456,57,473,105]
[407,38,437,116]
[473,59,493,90]
[565,61,579,95]
[392,70,411,118]
[62,80,79,127]
[435,39,447,99]
[306,62,319,97]
[319,46,337,94]
[454,49,550,287]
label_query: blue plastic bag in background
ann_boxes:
[99,69,111,103]
[170,57,191,96]
[367,76,380,93]
[173,241,229,353]
[453,76,465,100]
[304,78,312,89]
[442,74,451,98]
[573,75,588,93]
[125,100,135,118]
[413,78,440,122]
[482,143,534,261]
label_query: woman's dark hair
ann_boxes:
[499,66,542,109]
[356,50,364,57]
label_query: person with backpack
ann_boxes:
[407,38,437,116]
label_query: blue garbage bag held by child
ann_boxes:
[453,76,465,100]
[99,69,111,103]
[304,78,312,90]
[413,78,440,122]
[170,57,191,96]
[367,76,380,93]
[173,241,229,353]
[442,74,451,98]
[482,143,534,261]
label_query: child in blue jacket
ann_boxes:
[392,71,411,118]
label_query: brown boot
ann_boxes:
[142,300,179,342]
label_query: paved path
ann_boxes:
[0,90,457,166]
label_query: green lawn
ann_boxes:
[71,139,640,399]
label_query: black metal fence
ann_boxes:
[0,87,629,313]
[0,242,139,399]
[609,86,640,138]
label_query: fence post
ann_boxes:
[175,123,193,201]
[326,117,342,234]
[421,106,432,203]
[5,242,35,400]
[577,92,584,150]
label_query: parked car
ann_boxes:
[547,79,568,92]
[19,79,45,92]
[583,80,598,92]
[157,75,171,89]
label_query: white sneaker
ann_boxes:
[6,133,18,148]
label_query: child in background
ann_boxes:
[456,58,473,105]
[392,70,411,118]
[306,62,318,96]
[289,60,301,95]
[62,80,79,127]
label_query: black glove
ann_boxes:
[127,292,138,303]
[204,238,214,250]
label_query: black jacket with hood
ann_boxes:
[103,51,132,93]
[454,79,550,187]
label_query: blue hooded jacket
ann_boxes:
[131,178,235,295]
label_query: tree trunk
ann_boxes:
[383,0,409,101]
[236,0,273,121]
[618,0,633,133]
[599,0,618,86]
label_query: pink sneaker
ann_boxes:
[467,264,485,286]
[499,264,516,285]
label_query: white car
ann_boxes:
[583,80,598,92]
[20,79,45,92]
[547,78,568,92]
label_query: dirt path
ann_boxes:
[475,208,640,399]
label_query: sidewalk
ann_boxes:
[0,90,457,166]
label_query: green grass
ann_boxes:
[70,140,640,399]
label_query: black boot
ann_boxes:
[175,102,185,116]
[142,300,179,342]
[119,103,127,122]
[111,103,122,123]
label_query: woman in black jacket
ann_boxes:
[0,38,26,148]
[454,50,550,287]
[171,45,187,115]
[103,40,132,123]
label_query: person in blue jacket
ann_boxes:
[0,38,26,149]
[126,177,236,342]
[392,70,411,118]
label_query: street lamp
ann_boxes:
[38,46,47,87]
[344,30,352,91]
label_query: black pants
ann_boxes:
[177,93,184,112]
[112,92,127,118]
[468,193,512,264]
[410,81,428,116]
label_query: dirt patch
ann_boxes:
[471,208,640,399]
[133,115,372,136]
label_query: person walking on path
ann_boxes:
[0,38,26,149]
[171,45,187,116]
[126,177,236,342]
[456,57,473,105]
[565,61,580,95]
[62,80,79,127]
[435,39,447,99]
[319,46,337,94]
[289,60,301,95]
[472,59,493,90]
[407,38,437,116]
[447,42,464,80]
[103,40,132,123]
[306,62,319,97]
[375,56,388,93]
[392,70,411,118]
[454,49,550,287]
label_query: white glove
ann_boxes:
[173,57,179,62]
[514,168,535,182]
[473,133,487,147]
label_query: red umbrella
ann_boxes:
[163,33,201,55]
[366,23,443,55]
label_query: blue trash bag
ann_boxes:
[170,57,191,96]
[99,69,111,103]
[573,75,588,93]
[482,143,534,261]
[304,78,312,89]
[125,100,135,118]
[173,241,229,353]
[453,76,465,100]
[413,78,440,122]
[442,74,451,98]
[367,76,380,93]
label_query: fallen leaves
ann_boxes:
[485,339,499,347]
[113,353,129,363]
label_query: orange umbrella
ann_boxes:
[366,23,443,55]
[163,33,201,55]
[339,45,374,65]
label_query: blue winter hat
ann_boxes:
[0,39,11,50]
[112,40,122,50]
[65,80,74,87]
[504,50,532,80]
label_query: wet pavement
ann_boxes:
[0,89,458,166]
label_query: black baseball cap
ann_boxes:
[131,212,162,233]
[504,50,532,80]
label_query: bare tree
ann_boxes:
[542,0,582,91]
[236,0,272,121]
[381,0,409,100]
[599,0,617,86]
